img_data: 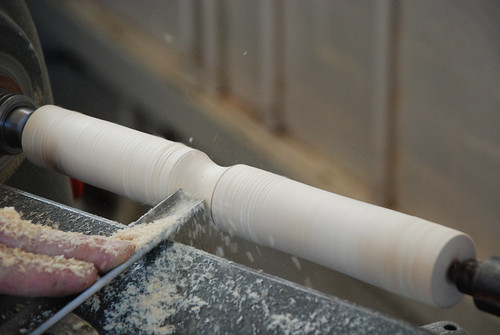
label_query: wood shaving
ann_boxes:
[0,244,94,278]
[112,215,179,249]
[0,207,134,272]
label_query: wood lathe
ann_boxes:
[0,1,498,333]
[0,88,498,317]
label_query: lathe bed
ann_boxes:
[0,184,463,334]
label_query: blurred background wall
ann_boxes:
[26,0,500,333]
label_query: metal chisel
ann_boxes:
[30,189,203,335]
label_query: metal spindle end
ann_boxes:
[447,256,500,317]
[0,89,35,154]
